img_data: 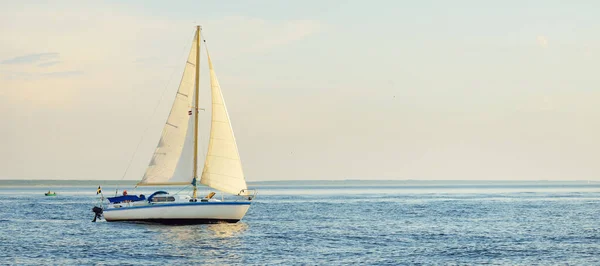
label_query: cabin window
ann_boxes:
[152,196,176,202]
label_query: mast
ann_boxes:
[192,25,201,200]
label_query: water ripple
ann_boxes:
[1,186,599,265]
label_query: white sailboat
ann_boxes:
[96,26,255,224]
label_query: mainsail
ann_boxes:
[200,55,248,195]
[138,33,198,186]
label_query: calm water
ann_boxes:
[0,180,599,265]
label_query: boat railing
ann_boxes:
[237,189,257,201]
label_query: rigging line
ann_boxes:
[200,32,211,56]
[173,184,192,196]
[115,37,193,193]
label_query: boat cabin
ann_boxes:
[107,191,220,209]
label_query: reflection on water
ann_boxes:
[147,222,249,263]
[152,222,248,242]
[206,222,249,238]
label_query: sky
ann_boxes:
[1,0,599,181]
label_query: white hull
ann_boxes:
[103,202,251,224]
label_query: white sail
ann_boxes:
[200,55,248,195]
[138,33,198,186]
[170,113,195,182]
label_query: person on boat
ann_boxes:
[121,190,131,203]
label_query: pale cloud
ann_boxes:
[1,52,59,64]
[3,70,82,80]
[514,92,600,113]
[537,35,548,48]
[516,96,553,112]
[202,16,324,58]
[256,19,323,49]
[1,76,82,108]
[583,44,592,57]
[0,8,325,112]
[38,61,61,67]
[0,52,81,108]
[540,95,554,111]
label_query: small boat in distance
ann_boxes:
[45,191,56,196]
[95,26,255,225]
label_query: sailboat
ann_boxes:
[97,26,255,224]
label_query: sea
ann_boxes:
[0,180,599,265]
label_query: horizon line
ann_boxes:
[0,179,598,182]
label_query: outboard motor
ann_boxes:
[92,206,103,222]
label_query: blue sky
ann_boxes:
[1,1,599,180]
